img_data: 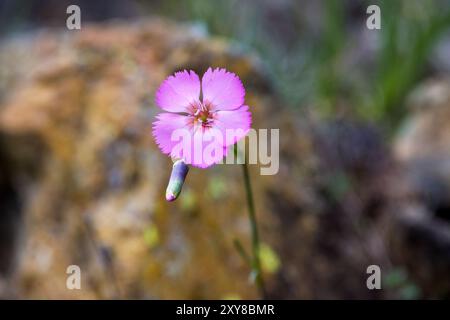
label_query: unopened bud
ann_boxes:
[165,159,189,202]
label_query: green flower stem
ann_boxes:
[233,238,251,266]
[235,144,266,298]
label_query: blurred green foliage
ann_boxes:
[207,175,228,200]
[154,0,450,132]
[364,0,450,129]
[179,187,197,212]
[385,267,421,299]
[143,224,160,249]
[259,243,281,274]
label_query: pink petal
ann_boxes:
[155,70,200,112]
[153,113,227,168]
[213,105,252,146]
[152,113,189,155]
[202,67,245,111]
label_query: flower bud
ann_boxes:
[165,159,189,202]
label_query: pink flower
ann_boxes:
[152,68,252,168]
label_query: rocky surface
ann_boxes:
[392,79,450,299]
[0,18,449,299]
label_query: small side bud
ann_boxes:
[165,159,189,202]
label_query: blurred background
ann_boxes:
[0,0,450,299]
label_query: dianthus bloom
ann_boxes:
[152,68,251,168]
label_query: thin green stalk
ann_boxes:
[233,238,251,266]
[235,144,266,298]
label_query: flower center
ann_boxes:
[191,101,214,128]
